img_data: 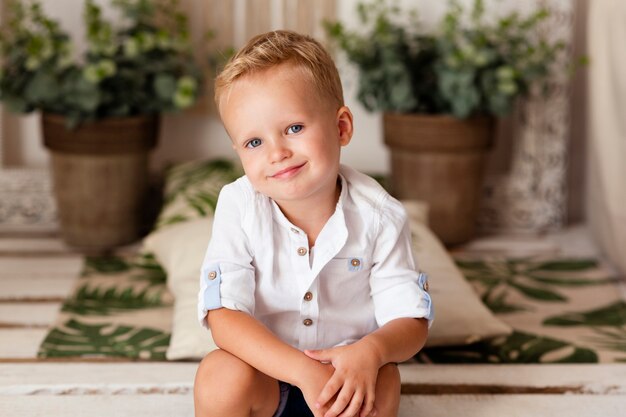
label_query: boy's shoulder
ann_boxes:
[340,165,407,224]
[219,174,271,211]
[222,174,254,198]
[340,165,386,208]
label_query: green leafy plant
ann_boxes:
[326,0,567,118]
[0,0,203,127]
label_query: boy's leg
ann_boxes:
[373,363,401,417]
[194,349,281,417]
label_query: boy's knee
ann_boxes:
[194,350,259,409]
[379,363,400,387]
[194,350,279,417]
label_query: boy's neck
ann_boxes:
[274,178,341,248]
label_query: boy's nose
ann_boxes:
[269,140,292,163]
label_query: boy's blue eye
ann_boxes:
[246,138,262,148]
[287,124,303,134]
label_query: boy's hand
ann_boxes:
[305,339,382,417]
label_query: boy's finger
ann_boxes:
[316,374,342,409]
[337,390,364,417]
[324,385,354,417]
[359,391,376,417]
[305,348,333,363]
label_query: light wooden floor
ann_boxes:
[1,228,625,416]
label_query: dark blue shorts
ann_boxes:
[274,382,314,417]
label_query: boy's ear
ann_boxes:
[336,106,353,147]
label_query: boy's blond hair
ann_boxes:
[215,30,344,112]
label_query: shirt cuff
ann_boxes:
[197,263,256,328]
[374,272,434,328]
[198,264,222,328]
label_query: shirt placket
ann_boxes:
[289,226,320,350]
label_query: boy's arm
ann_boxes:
[305,317,428,417]
[207,307,336,416]
[361,316,429,363]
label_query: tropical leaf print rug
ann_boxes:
[39,254,625,363]
[418,257,626,364]
[38,254,173,360]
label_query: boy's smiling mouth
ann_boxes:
[270,162,307,179]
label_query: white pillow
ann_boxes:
[144,201,511,360]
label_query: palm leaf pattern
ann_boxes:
[586,326,626,361]
[544,301,626,362]
[163,158,240,203]
[155,159,243,229]
[82,256,131,277]
[39,253,173,359]
[419,255,626,363]
[62,284,166,315]
[38,319,170,360]
[543,301,626,327]
[130,252,167,286]
[455,257,617,313]
[418,331,598,364]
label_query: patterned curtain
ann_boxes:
[478,0,575,233]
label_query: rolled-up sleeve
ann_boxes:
[197,183,256,328]
[369,198,434,327]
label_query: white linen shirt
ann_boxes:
[197,165,433,351]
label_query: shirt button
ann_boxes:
[303,318,313,326]
[290,227,300,234]
[208,271,217,280]
[303,292,313,301]
[424,281,430,292]
[297,247,308,256]
[350,258,361,267]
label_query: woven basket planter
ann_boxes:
[42,113,159,252]
[383,113,494,245]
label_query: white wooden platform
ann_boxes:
[1,231,625,416]
[0,363,624,416]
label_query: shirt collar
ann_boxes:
[269,172,348,233]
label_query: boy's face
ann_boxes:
[220,63,353,207]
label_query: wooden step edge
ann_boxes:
[0,323,49,329]
[1,363,625,396]
[400,383,617,395]
[0,297,66,303]
[3,382,625,397]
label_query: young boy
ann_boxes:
[195,30,433,417]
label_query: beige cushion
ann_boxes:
[402,201,512,346]
[143,217,217,360]
[143,200,511,360]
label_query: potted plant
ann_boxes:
[326,0,566,245]
[0,0,202,251]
